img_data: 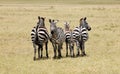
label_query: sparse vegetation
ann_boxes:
[0,0,120,74]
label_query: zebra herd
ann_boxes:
[31,16,91,60]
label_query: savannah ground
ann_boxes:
[0,0,120,74]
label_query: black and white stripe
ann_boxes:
[31,26,37,43]
[31,16,49,60]
[65,30,75,57]
[49,19,65,59]
[64,22,75,57]
[73,17,91,56]
[37,27,49,42]
[73,26,88,42]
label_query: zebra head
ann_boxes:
[49,19,59,35]
[80,17,91,31]
[37,16,45,27]
[64,21,70,31]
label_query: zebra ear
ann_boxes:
[41,17,45,21]
[80,18,83,21]
[53,20,55,22]
[49,19,51,23]
[42,17,46,20]
[84,17,87,20]
[38,16,40,19]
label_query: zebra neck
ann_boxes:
[65,28,69,31]
[79,26,85,30]
[41,22,45,27]
[55,29,59,35]
[80,25,87,29]
[36,22,45,29]
[52,28,60,40]
[36,24,39,31]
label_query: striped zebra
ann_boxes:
[73,17,91,56]
[64,21,75,57]
[31,16,49,60]
[49,19,65,59]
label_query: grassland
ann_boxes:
[0,0,120,74]
[0,0,120,4]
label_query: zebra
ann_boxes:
[31,16,49,60]
[73,17,91,56]
[64,21,75,57]
[49,19,65,59]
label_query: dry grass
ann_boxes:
[0,0,120,4]
[0,2,120,74]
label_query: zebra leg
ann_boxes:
[60,43,63,57]
[33,43,36,61]
[81,41,86,56]
[70,48,72,57]
[72,44,75,57]
[58,44,62,58]
[66,42,68,57]
[40,45,43,58]
[70,43,75,57]
[76,41,80,57]
[69,43,72,57]
[38,45,41,59]
[45,41,49,58]
[80,41,82,56]
[58,48,60,59]
[52,43,57,59]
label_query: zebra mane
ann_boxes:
[79,20,83,27]
[36,23,40,31]
[38,26,46,28]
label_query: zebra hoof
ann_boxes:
[33,57,36,61]
[76,54,80,57]
[41,55,43,58]
[71,55,74,58]
[58,55,62,59]
[81,53,86,56]
[72,54,75,57]
[81,54,84,57]
[83,54,86,56]
[46,55,49,58]
[58,56,61,59]
[81,54,86,56]
[38,56,40,59]
[53,56,56,59]
[66,55,68,57]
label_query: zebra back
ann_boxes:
[50,27,65,44]
[73,27,81,41]
[37,26,50,43]
[65,31,71,42]
[65,30,75,42]
[73,26,89,42]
